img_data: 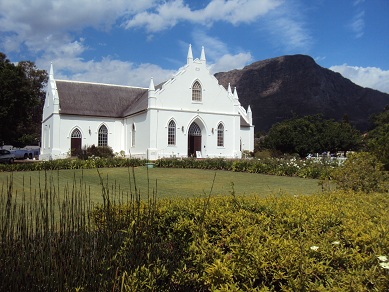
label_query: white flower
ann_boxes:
[377,255,388,262]
[331,241,340,245]
[379,262,389,269]
[310,246,319,251]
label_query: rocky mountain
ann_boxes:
[214,55,389,132]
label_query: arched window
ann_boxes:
[217,123,224,147]
[98,125,108,147]
[168,120,176,145]
[131,123,136,147]
[71,128,82,156]
[189,122,201,136]
[192,81,202,101]
[71,128,82,138]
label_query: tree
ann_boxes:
[262,115,361,157]
[365,107,389,170]
[0,53,48,146]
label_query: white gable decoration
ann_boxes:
[40,45,254,160]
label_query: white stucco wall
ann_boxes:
[41,47,255,161]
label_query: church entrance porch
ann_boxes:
[188,122,202,157]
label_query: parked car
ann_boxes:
[0,149,15,164]
[11,149,34,160]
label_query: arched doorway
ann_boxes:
[188,122,202,157]
[71,128,82,156]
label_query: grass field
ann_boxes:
[0,166,321,204]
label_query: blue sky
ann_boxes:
[1,0,388,93]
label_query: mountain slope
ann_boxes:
[215,55,389,131]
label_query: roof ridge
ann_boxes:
[56,79,148,90]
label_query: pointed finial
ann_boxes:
[200,46,206,62]
[227,83,232,95]
[49,62,54,79]
[148,77,156,100]
[233,87,239,100]
[187,44,193,64]
[149,77,155,91]
[247,105,252,123]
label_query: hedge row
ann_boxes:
[0,157,339,179]
[155,157,338,179]
[0,157,146,172]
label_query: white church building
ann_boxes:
[40,46,254,160]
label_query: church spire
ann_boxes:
[148,77,156,107]
[247,105,252,124]
[187,44,193,64]
[227,83,232,96]
[49,62,54,79]
[148,77,156,98]
[233,87,239,100]
[200,46,206,63]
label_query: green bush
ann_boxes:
[155,157,338,179]
[332,152,388,193]
[1,170,389,291]
[79,144,114,159]
[0,157,146,172]
[113,192,389,291]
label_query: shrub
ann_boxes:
[332,152,388,193]
[79,144,114,159]
[1,170,389,291]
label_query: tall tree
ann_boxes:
[0,53,48,146]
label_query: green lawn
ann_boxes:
[0,166,321,204]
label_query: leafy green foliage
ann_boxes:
[0,53,47,146]
[366,108,389,170]
[263,115,362,157]
[156,157,338,179]
[0,156,338,180]
[332,152,388,193]
[1,170,389,291]
[78,144,115,159]
[0,157,146,172]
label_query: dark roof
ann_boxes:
[56,80,148,118]
[240,115,251,127]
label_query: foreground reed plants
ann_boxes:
[1,165,388,291]
[0,167,157,291]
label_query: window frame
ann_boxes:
[168,120,176,146]
[217,123,224,147]
[192,80,202,102]
[131,123,136,147]
[98,125,108,147]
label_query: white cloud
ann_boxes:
[350,10,365,38]
[44,56,175,88]
[123,0,282,32]
[0,0,156,55]
[209,52,253,74]
[349,0,365,38]
[330,64,389,94]
[260,0,312,52]
[188,31,253,73]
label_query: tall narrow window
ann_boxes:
[131,123,136,147]
[71,128,82,156]
[217,123,224,147]
[168,120,176,145]
[192,81,202,101]
[98,125,108,146]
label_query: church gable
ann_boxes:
[153,46,235,114]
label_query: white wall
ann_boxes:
[42,49,254,160]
